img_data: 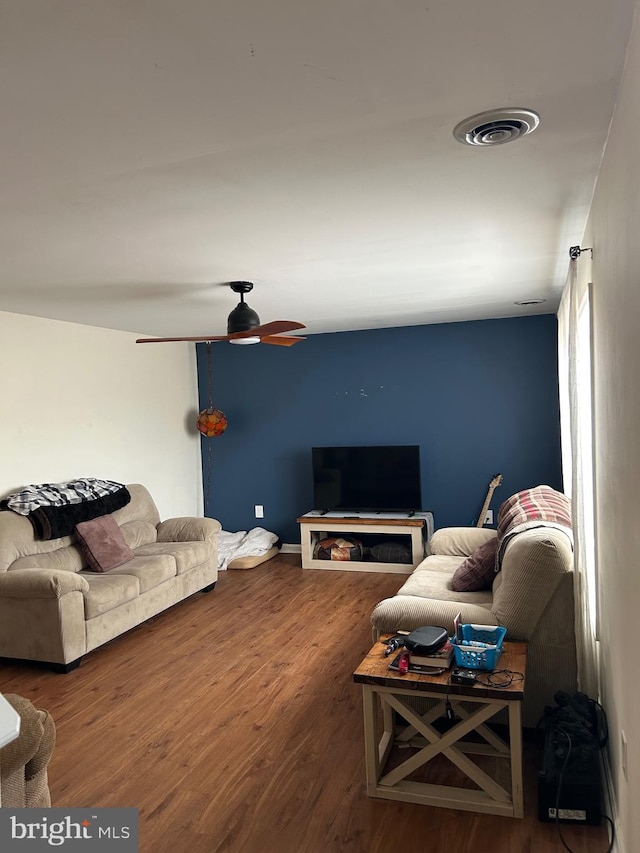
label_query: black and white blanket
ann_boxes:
[0,478,131,540]
[2,478,126,515]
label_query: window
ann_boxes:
[558,264,599,695]
[576,285,598,637]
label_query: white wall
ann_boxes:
[0,311,203,519]
[582,5,640,851]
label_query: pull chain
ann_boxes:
[204,343,213,513]
[206,342,213,408]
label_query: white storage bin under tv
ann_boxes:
[297,511,434,573]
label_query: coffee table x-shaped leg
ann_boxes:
[361,684,524,817]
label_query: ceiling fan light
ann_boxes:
[229,336,261,345]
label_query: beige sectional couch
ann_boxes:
[371,525,577,727]
[0,484,220,671]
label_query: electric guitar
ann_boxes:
[475,473,503,527]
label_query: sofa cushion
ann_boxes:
[0,509,83,574]
[132,541,212,575]
[429,527,497,558]
[9,545,85,574]
[106,554,177,593]
[397,556,494,604]
[81,573,140,619]
[109,484,161,527]
[119,520,158,550]
[451,537,499,592]
[75,516,134,572]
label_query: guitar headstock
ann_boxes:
[490,473,503,488]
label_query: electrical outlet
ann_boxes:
[484,509,494,525]
[621,730,628,781]
[255,504,264,519]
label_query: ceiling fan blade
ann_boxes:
[236,320,306,336]
[136,334,230,343]
[261,335,306,346]
[136,320,306,345]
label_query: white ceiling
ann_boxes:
[0,1,636,338]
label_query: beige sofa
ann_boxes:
[0,484,220,671]
[371,525,577,727]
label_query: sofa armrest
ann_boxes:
[0,695,55,780]
[429,527,497,557]
[0,570,89,600]
[492,527,574,640]
[371,594,499,637]
[157,517,221,544]
[0,572,87,666]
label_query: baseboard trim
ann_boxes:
[279,543,301,554]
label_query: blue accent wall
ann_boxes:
[196,315,562,543]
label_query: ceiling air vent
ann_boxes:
[453,108,540,147]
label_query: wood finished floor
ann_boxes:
[0,555,609,853]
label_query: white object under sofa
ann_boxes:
[0,484,220,671]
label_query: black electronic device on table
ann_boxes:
[451,669,477,685]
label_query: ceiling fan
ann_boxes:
[136,281,306,346]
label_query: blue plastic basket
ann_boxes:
[451,624,506,671]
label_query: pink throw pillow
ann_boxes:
[450,537,499,592]
[75,515,134,572]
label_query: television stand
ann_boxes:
[297,512,434,573]
[310,510,423,520]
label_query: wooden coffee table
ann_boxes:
[353,637,526,817]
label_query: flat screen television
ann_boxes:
[311,445,422,513]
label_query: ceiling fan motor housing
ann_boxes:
[227,301,260,333]
[227,280,260,333]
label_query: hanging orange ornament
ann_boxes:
[197,343,228,437]
[197,407,228,437]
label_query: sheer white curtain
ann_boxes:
[557,256,599,699]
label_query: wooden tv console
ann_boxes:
[297,512,434,573]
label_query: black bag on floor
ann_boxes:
[537,690,607,825]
